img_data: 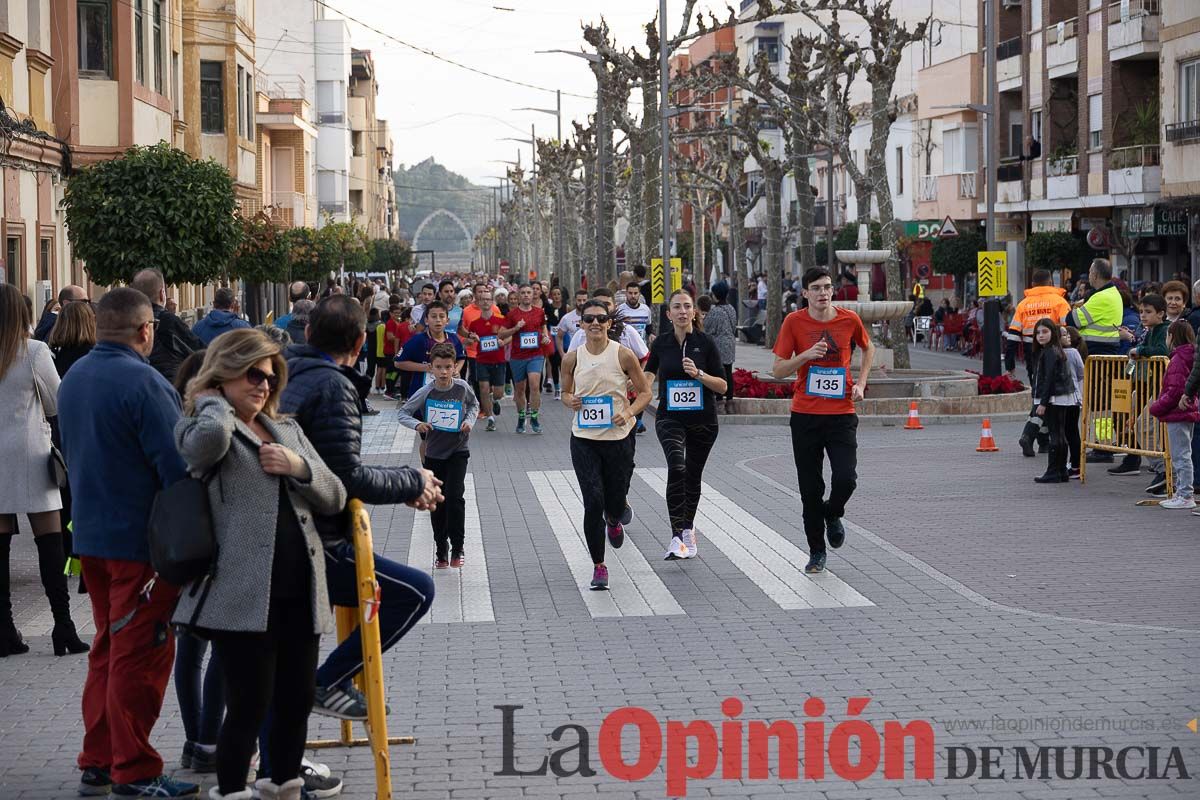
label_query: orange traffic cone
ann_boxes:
[904,401,924,430]
[976,418,999,452]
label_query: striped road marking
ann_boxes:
[530,470,683,618]
[411,476,494,623]
[636,468,873,609]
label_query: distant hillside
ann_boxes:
[394,158,490,252]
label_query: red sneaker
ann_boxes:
[434,559,449,569]
[450,554,465,568]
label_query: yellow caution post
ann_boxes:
[308,500,415,800]
[1081,355,1173,501]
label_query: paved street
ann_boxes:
[1,396,1196,799]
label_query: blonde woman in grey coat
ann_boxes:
[174,329,346,800]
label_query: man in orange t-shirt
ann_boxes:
[772,267,876,575]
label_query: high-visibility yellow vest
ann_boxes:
[1072,284,1122,345]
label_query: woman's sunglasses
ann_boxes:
[245,367,279,391]
[581,313,610,324]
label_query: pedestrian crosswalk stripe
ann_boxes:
[411,476,494,623]
[635,468,874,609]
[530,470,684,618]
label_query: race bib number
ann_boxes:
[806,366,847,399]
[519,331,539,350]
[550,325,559,336]
[631,322,647,338]
[479,335,499,353]
[426,399,463,432]
[577,396,614,429]
[665,380,703,411]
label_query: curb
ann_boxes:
[647,403,1028,427]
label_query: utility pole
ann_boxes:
[983,0,1001,377]
[658,0,672,294]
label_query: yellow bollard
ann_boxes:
[308,500,415,800]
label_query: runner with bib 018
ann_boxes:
[771,267,874,575]
[560,300,652,591]
[644,290,726,561]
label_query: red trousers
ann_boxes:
[78,557,179,785]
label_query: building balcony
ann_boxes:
[916,173,980,220]
[996,37,1022,93]
[239,192,309,228]
[1046,154,1079,199]
[997,160,1024,203]
[1108,144,1161,195]
[1108,0,1160,61]
[918,175,937,202]
[1045,19,1079,79]
[1166,120,1200,143]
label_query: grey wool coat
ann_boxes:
[172,395,347,634]
[0,340,62,514]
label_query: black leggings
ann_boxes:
[722,363,734,403]
[211,600,318,793]
[654,417,719,535]
[1063,405,1081,470]
[570,433,636,564]
[546,351,562,387]
[1044,405,1069,476]
[425,451,469,560]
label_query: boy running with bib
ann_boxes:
[772,267,875,574]
[461,288,521,431]
[398,342,479,568]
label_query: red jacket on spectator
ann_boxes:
[1149,343,1200,423]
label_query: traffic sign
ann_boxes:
[650,258,682,303]
[650,258,666,304]
[938,216,959,238]
[977,251,1007,297]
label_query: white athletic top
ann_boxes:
[569,339,630,441]
[568,325,648,360]
[617,302,653,339]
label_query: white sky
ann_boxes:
[323,0,731,187]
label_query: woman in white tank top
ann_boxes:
[560,301,651,590]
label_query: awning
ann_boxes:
[1030,211,1073,233]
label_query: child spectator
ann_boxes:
[397,342,479,568]
[1060,326,1086,478]
[1109,293,1169,477]
[1032,317,1074,484]
[1149,321,1200,509]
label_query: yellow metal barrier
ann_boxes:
[308,500,415,800]
[1080,354,1173,499]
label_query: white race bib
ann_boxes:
[631,322,648,338]
[577,396,614,429]
[805,366,847,399]
[665,380,703,411]
[480,335,499,353]
[519,331,540,350]
[426,399,463,432]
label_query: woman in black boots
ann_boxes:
[1031,317,1075,484]
[0,283,88,657]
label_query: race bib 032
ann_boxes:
[665,379,703,411]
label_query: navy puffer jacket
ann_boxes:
[280,344,426,545]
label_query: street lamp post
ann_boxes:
[658,0,672,295]
[503,130,541,280]
[516,91,566,288]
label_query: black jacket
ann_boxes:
[51,343,94,378]
[1033,347,1071,406]
[148,305,203,381]
[280,344,425,545]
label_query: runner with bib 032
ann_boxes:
[644,290,726,561]
[771,267,875,575]
[560,300,652,591]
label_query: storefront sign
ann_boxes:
[1123,207,1157,238]
[1031,213,1072,234]
[1157,207,1187,237]
[1123,206,1188,238]
[995,217,1026,242]
[903,220,961,241]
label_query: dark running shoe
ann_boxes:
[620,505,633,526]
[590,565,609,590]
[1145,474,1167,496]
[79,767,112,796]
[1107,460,1141,476]
[1019,437,1035,458]
[826,518,846,549]
[804,552,827,574]
[179,742,193,770]
[111,775,199,797]
[312,682,368,721]
[300,764,343,798]
[606,521,624,549]
[188,745,216,774]
[493,399,501,416]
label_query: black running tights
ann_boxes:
[570,433,636,565]
[654,417,720,536]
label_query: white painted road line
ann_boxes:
[530,470,683,618]
[636,468,873,609]
[412,476,494,624]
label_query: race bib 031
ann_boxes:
[577,396,614,429]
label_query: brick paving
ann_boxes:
[0,395,1195,799]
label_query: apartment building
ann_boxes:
[1160,0,1200,277]
[314,15,350,224]
[348,49,393,239]
[0,1,68,305]
[181,0,257,205]
[986,0,1184,283]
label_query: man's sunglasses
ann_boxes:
[245,366,279,391]
[581,313,610,324]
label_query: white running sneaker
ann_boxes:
[302,758,332,779]
[664,536,689,561]
[681,528,699,558]
[1160,496,1197,509]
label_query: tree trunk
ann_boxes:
[764,166,784,348]
[868,84,910,368]
[729,206,746,324]
[792,152,816,274]
[641,83,661,272]
[626,149,644,270]
[584,161,598,291]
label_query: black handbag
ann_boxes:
[30,359,67,489]
[148,467,219,589]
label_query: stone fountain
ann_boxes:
[833,224,909,371]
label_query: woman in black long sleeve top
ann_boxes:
[1031,318,1072,484]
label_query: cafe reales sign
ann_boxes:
[1122,206,1188,238]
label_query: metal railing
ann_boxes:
[1044,17,1079,46]
[1109,144,1160,169]
[1081,355,1172,496]
[997,36,1022,60]
[997,160,1023,182]
[918,175,938,202]
[1108,0,1159,24]
[1048,154,1079,176]
[1166,120,1200,143]
[958,172,977,198]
